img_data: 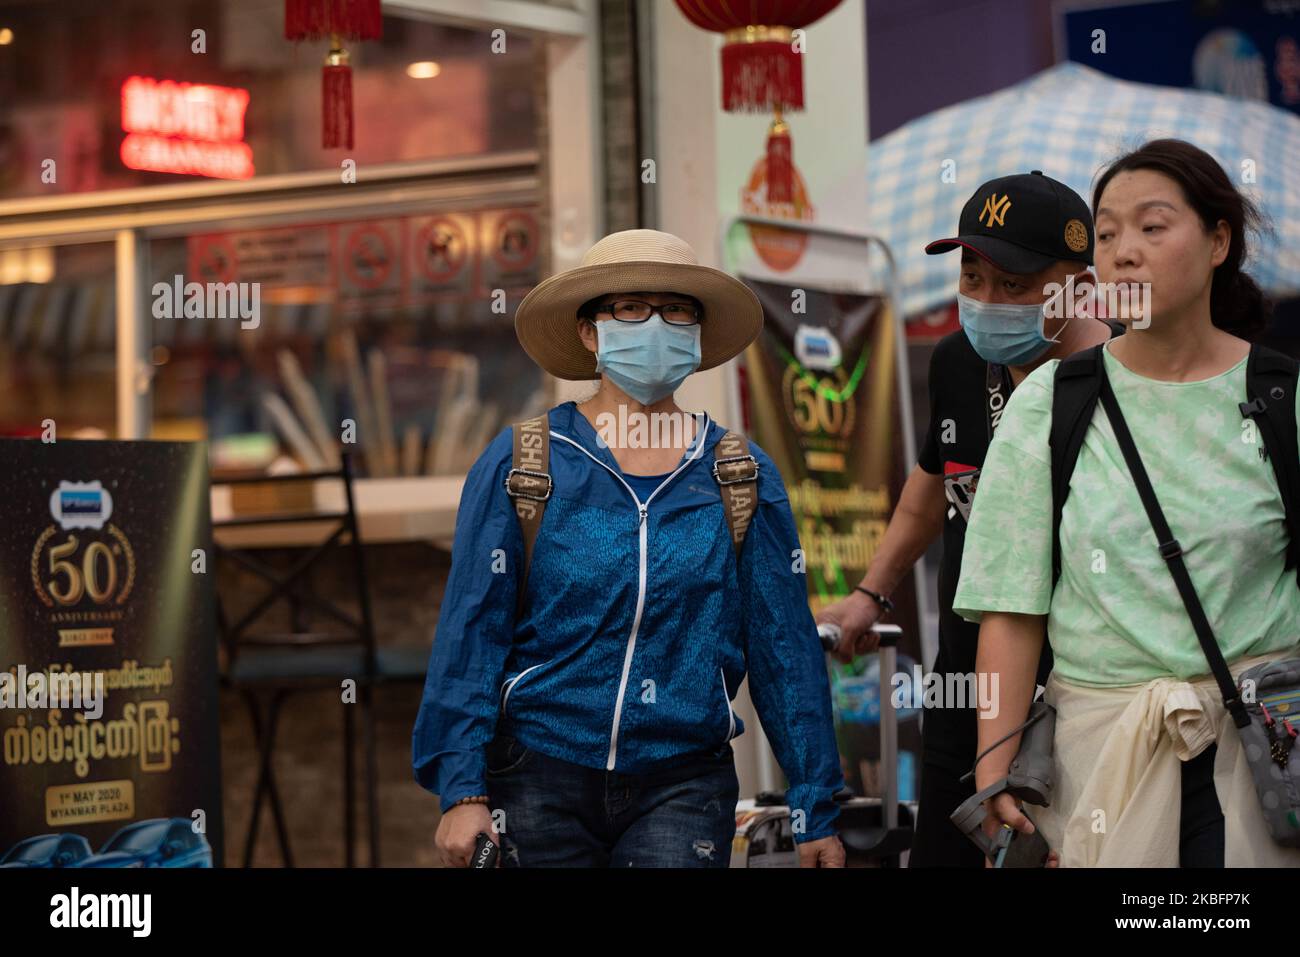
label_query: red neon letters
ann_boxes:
[120,75,254,180]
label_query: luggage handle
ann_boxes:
[817,622,901,832]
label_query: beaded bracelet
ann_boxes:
[453,795,489,807]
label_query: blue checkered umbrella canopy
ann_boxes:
[865,62,1300,318]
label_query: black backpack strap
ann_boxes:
[1242,343,1300,588]
[1049,344,1106,587]
[503,415,552,617]
[1096,366,1250,729]
[1041,345,1108,689]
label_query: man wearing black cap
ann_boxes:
[815,171,1119,866]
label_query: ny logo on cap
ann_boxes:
[979,193,1012,228]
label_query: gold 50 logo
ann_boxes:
[30,480,136,609]
[31,527,136,607]
[781,364,855,437]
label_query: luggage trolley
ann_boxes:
[731,624,916,868]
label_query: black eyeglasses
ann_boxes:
[590,299,702,325]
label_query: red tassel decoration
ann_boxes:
[671,2,844,113]
[766,112,793,204]
[323,41,353,150]
[721,33,804,113]
[285,0,381,40]
[285,1,379,150]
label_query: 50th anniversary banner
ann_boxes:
[0,439,222,868]
[741,278,923,802]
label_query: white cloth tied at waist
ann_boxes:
[1034,649,1300,867]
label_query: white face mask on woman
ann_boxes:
[593,313,702,404]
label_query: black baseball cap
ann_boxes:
[925,170,1094,273]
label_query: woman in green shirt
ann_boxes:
[952,139,1300,867]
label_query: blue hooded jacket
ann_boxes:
[411,400,845,842]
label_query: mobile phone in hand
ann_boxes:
[993,819,1050,868]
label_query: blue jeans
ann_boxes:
[484,732,740,867]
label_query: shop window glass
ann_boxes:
[0,0,538,200]
[147,207,548,474]
[0,241,116,437]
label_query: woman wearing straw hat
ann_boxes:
[413,229,846,867]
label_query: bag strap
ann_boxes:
[1095,366,1250,729]
[985,362,1013,442]
[1242,343,1300,589]
[1049,344,1106,587]
[960,700,1051,785]
[504,415,552,616]
[713,430,760,556]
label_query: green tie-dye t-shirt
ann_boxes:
[952,340,1300,688]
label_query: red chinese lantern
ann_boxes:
[284,0,383,150]
[673,0,843,203]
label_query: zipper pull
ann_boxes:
[638,503,647,527]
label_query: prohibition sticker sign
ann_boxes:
[491,211,538,272]
[343,224,395,289]
[189,235,238,285]
[415,218,468,284]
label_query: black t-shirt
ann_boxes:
[916,324,1124,673]
[914,325,1121,775]
[917,330,1010,677]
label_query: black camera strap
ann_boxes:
[986,362,1013,442]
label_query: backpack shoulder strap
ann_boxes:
[713,430,760,557]
[1242,343,1300,587]
[1049,344,1106,586]
[504,414,552,615]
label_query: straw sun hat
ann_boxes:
[513,229,764,380]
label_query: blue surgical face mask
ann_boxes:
[957,291,1068,366]
[593,313,702,405]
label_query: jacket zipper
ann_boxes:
[500,659,553,715]
[550,412,710,770]
[720,667,736,742]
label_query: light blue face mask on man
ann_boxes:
[957,291,1068,367]
[593,313,702,405]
